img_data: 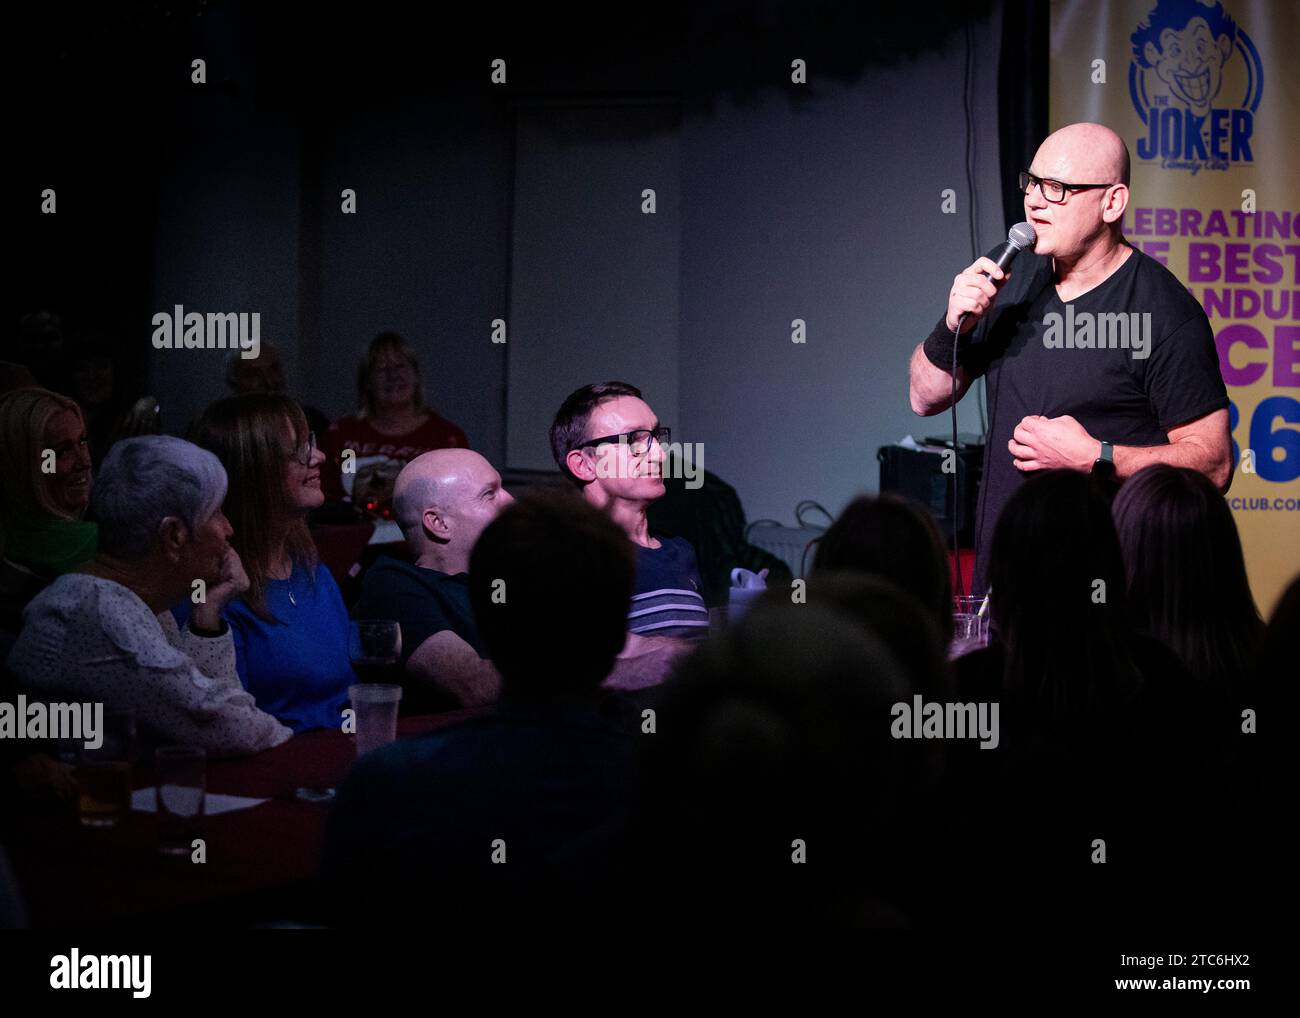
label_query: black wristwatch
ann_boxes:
[1092,440,1116,479]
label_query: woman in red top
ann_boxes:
[321,332,469,509]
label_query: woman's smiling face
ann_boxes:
[42,408,93,517]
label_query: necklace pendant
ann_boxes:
[288,589,297,607]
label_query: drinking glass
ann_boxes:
[348,684,403,757]
[74,709,136,828]
[155,746,205,856]
[349,620,403,683]
[951,595,990,657]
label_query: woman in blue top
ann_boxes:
[188,393,354,733]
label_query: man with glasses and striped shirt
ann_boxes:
[551,382,709,675]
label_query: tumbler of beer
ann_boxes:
[75,709,136,828]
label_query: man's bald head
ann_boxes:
[393,449,512,559]
[1034,122,1130,187]
[1025,122,1131,262]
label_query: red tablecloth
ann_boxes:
[5,712,473,928]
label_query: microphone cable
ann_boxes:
[950,319,966,598]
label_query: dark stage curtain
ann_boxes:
[998,0,1050,231]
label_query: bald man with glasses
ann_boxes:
[909,122,1231,596]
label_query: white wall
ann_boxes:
[148,7,1005,514]
[678,12,1004,524]
[507,102,681,471]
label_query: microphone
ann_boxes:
[981,221,1038,279]
[945,225,1036,599]
[957,222,1037,330]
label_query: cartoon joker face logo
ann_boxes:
[1141,15,1232,116]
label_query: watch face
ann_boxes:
[1092,458,1116,478]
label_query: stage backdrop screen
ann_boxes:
[1050,0,1300,616]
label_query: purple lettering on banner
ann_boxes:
[1225,244,1251,283]
[1254,245,1285,286]
[1155,208,1177,236]
[1144,240,1169,265]
[1180,209,1203,236]
[1189,243,1219,282]
[1234,289,1260,318]
[1216,324,1267,386]
[1262,289,1296,320]
[1134,208,1152,235]
[1205,210,1230,237]
[1204,288,1230,319]
[1277,326,1300,388]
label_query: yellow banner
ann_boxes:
[1050,0,1300,615]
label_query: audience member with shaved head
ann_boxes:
[324,493,640,927]
[356,448,512,709]
[909,121,1231,596]
[362,447,696,708]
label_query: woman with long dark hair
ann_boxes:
[187,394,353,733]
[812,492,954,652]
[947,470,1210,931]
[1112,464,1263,702]
[979,470,1150,723]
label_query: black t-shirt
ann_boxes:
[354,555,485,664]
[949,246,1228,595]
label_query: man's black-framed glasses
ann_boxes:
[580,426,671,456]
[1019,170,1117,204]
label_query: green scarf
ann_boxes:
[5,518,98,575]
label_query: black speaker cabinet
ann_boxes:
[877,441,983,547]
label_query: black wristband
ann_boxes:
[922,314,960,371]
[189,619,228,638]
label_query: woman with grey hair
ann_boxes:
[6,436,291,757]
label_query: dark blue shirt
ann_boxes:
[629,536,709,638]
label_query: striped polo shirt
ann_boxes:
[628,536,709,639]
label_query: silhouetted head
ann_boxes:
[469,491,634,696]
[1113,464,1263,692]
[806,570,950,699]
[813,492,954,648]
[225,341,285,395]
[987,470,1139,714]
[637,597,915,928]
